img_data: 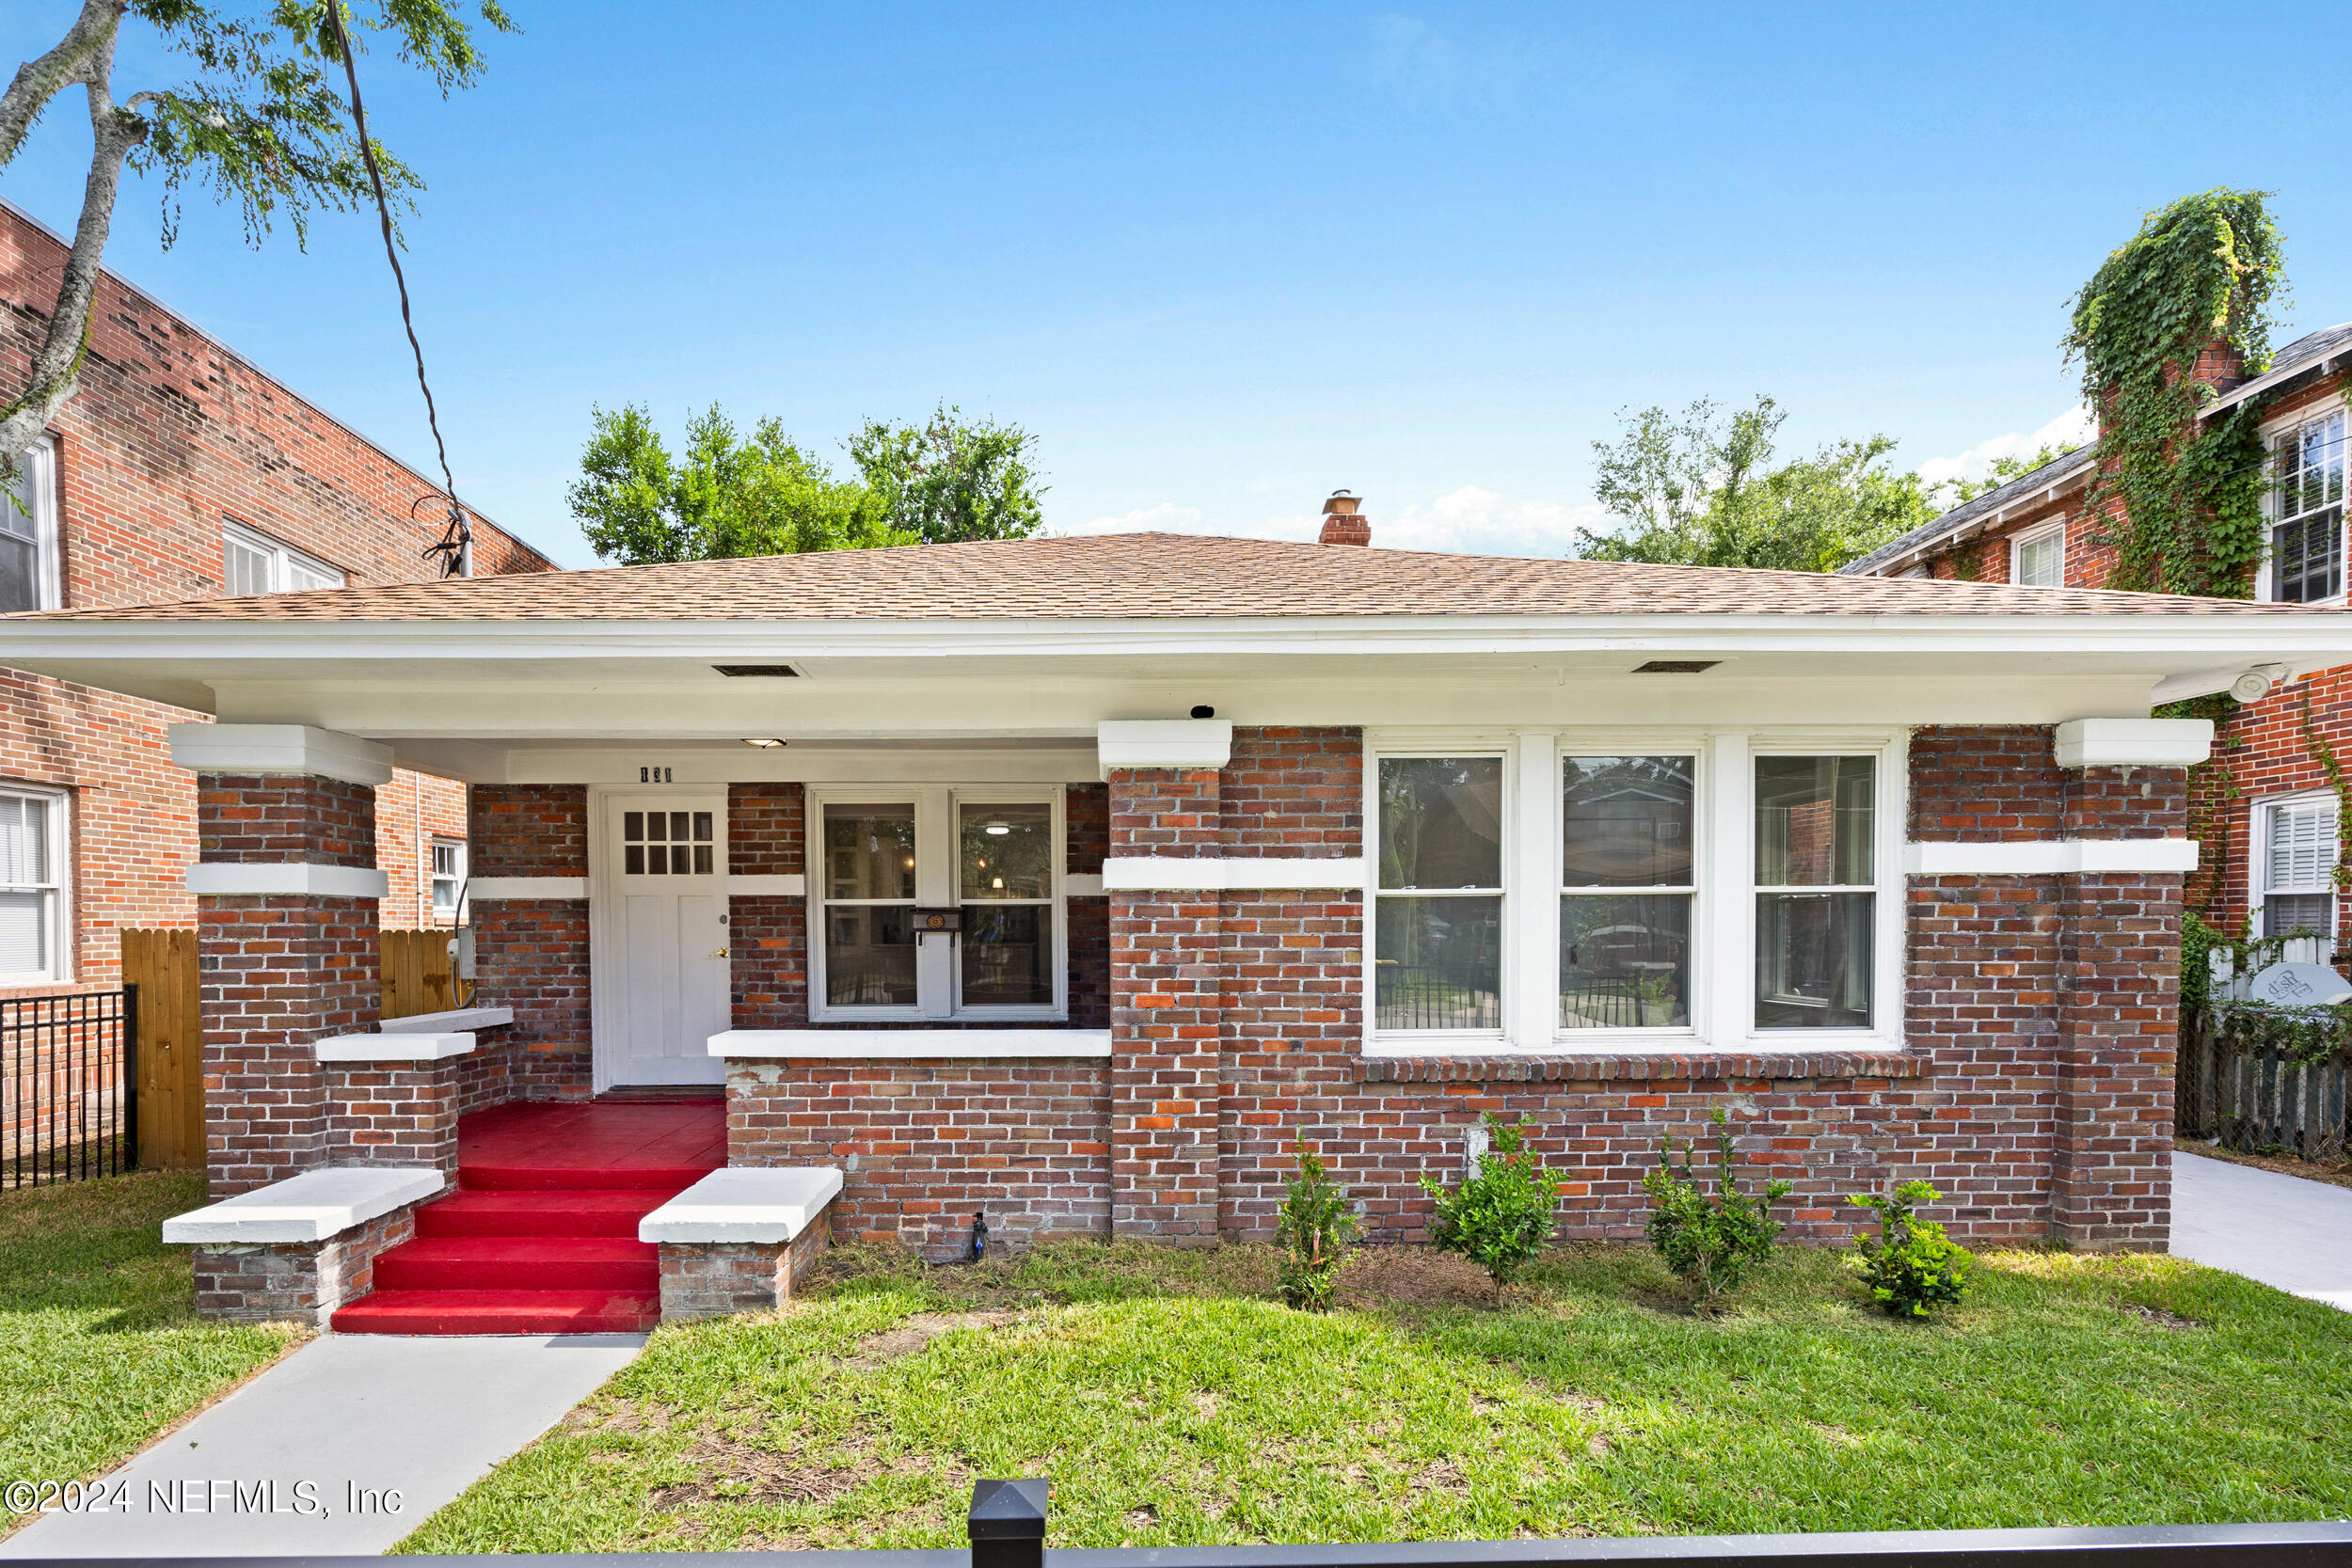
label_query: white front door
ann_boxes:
[597,793,730,1086]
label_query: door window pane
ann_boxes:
[1560,895,1691,1029]
[623,805,714,876]
[1375,895,1500,1030]
[1563,755,1692,886]
[1755,756,1874,887]
[961,802,1051,899]
[826,905,917,1006]
[962,905,1052,1006]
[1756,892,1874,1029]
[1379,757,1502,889]
[824,806,915,899]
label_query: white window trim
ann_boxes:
[2010,520,2066,588]
[1362,728,1906,1056]
[5,436,63,612]
[2249,787,2338,941]
[0,781,71,986]
[2255,404,2348,608]
[804,784,1068,1024]
[428,836,467,924]
[222,518,345,594]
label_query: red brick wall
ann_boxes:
[197,774,376,866]
[375,769,469,931]
[1220,727,1360,854]
[467,785,592,1099]
[469,785,587,877]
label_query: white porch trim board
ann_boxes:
[167,722,394,786]
[1101,855,1365,892]
[2051,717,2213,768]
[1902,838,2201,876]
[161,1166,443,1244]
[712,1028,1112,1059]
[1096,718,1232,777]
[184,862,389,899]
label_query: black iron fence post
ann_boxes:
[969,1478,1048,1568]
[122,981,139,1174]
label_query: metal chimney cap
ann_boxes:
[1322,490,1361,515]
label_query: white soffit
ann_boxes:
[1097,719,1232,777]
[2052,718,2213,769]
[167,722,394,785]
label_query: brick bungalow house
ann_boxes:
[1841,324,2352,956]
[0,198,554,1003]
[6,502,2350,1332]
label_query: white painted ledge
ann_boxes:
[168,723,394,787]
[379,1006,514,1034]
[185,862,390,899]
[1103,855,1365,892]
[711,1028,1112,1059]
[314,1031,475,1063]
[2053,717,2213,768]
[162,1165,443,1245]
[1903,838,2201,876]
[638,1167,844,1244]
[727,873,806,896]
[468,876,586,899]
[1066,872,1105,896]
[1097,718,1232,778]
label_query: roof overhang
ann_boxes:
[1850,458,2097,579]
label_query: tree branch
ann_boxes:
[0,0,124,172]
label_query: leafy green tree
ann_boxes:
[1931,441,2085,509]
[0,0,516,463]
[569,404,909,566]
[848,403,1046,545]
[1574,396,1939,572]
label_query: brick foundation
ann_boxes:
[190,1203,421,1325]
[657,1215,832,1320]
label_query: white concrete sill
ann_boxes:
[378,1006,515,1034]
[162,1166,443,1245]
[639,1167,843,1244]
[315,1031,476,1063]
[710,1028,1112,1059]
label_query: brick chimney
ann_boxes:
[1318,490,1370,546]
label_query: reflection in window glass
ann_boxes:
[1755,756,1875,1029]
[1560,895,1691,1029]
[824,806,916,899]
[961,802,1052,899]
[1560,756,1695,1031]
[1378,757,1502,889]
[826,905,918,1006]
[622,807,713,876]
[1375,896,1501,1030]
[1376,757,1504,1032]
[962,905,1053,1006]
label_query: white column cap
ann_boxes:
[2052,718,2213,769]
[1097,719,1232,779]
[168,723,395,786]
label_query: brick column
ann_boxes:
[1107,767,1224,1242]
[173,726,392,1196]
[2052,763,2187,1251]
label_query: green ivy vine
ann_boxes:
[2297,690,2352,894]
[2063,188,2287,597]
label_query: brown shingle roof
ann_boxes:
[8,533,2335,622]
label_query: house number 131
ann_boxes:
[639,766,674,783]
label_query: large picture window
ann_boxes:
[1559,754,1693,1030]
[1754,754,1877,1030]
[0,785,68,985]
[810,786,1065,1021]
[1374,756,1503,1032]
[2266,410,2344,605]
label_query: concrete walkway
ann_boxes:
[2,1332,644,1558]
[2169,1148,2352,1311]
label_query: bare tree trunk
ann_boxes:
[0,1,141,461]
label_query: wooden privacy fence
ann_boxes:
[381,927,469,1020]
[2176,1007,2351,1161]
[122,928,202,1171]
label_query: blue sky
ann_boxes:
[5,3,2350,568]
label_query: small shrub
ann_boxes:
[1849,1180,1970,1318]
[1417,1115,1562,1291]
[1643,1107,1791,1308]
[1273,1137,1359,1311]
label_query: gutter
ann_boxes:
[1846,456,2097,578]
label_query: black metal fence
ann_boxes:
[1,986,136,1189]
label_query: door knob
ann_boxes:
[708,946,731,958]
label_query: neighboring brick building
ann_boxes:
[11,510,2350,1329]
[0,199,554,995]
[1841,323,2352,958]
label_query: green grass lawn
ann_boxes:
[399,1236,2352,1554]
[0,1171,305,1526]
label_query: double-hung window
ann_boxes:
[1559,754,1694,1030]
[1366,732,1899,1052]
[0,785,68,985]
[2266,410,2345,604]
[223,519,344,595]
[2011,523,2064,588]
[1374,756,1505,1033]
[429,838,467,921]
[2,437,61,614]
[810,786,1065,1021]
[2255,792,2337,941]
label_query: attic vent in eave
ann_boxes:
[1633,659,1721,674]
[713,664,803,677]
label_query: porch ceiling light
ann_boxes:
[741,737,788,748]
[984,823,1011,835]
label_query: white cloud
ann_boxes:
[1916,405,2096,490]
[1073,485,1593,558]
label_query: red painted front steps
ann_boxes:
[331,1100,724,1336]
